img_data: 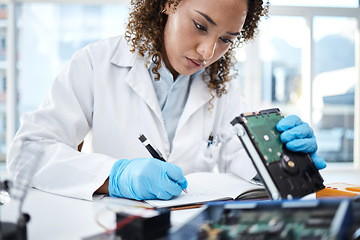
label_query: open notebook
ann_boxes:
[145,172,268,209]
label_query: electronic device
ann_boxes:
[115,208,170,240]
[171,198,353,240]
[230,108,325,200]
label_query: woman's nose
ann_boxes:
[197,38,216,60]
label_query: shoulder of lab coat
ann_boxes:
[7,35,136,200]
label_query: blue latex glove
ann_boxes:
[108,158,188,200]
[276,115,327,170]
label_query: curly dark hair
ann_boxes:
[125,0,269,99]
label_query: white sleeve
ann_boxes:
[7,48,115,200]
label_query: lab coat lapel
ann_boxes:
[124,59,164,124]
[111,37,164,124]
[176,74,212,133]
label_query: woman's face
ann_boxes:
[162,0,248,78]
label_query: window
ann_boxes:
[0,4,6,158]
[312,16,356,162]
[18,3,130,118]
[237,6,359,165]
[259,16,307,114]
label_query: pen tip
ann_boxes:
[183,189,188,194]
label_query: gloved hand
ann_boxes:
[108,158,188,200]
[276,115,327,170]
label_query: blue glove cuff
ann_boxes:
[108,159,131,198]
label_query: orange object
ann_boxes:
[316,183,360,198]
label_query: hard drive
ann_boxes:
[231,108,325,200]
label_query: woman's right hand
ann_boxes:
[108,158,187,200]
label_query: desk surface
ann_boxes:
[1,188,203,240]
[13,189,108,240]
[1,165,360,240]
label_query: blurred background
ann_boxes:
[0,0,358,169]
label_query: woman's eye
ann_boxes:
[193,20,207,32]
[220,37,233,44]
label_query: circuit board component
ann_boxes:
[240,110,284,163]
[196,199,351,240]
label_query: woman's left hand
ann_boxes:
[276,115,327,170]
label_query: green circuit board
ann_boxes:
[196,207,340,240]
[241,110,284,164]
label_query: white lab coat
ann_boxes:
[7,35,256,200]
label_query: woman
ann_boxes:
[7,0,325,201]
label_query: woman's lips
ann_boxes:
[187,57,206,68]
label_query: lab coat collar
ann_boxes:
[110,36,139,67]
[111,36,165,127]
[110,36,212,125]
[109,36,213,151]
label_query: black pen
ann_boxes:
[138,134,166,161]
[138,134,187,193]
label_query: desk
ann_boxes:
[320,163,360,185]
[2,164,360,240]
[4,189,105,240]
[1,188,203,240]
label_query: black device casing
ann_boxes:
[115,208,170,240]
[231,108,325,200]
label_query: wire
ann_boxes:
[95,209,116,231]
